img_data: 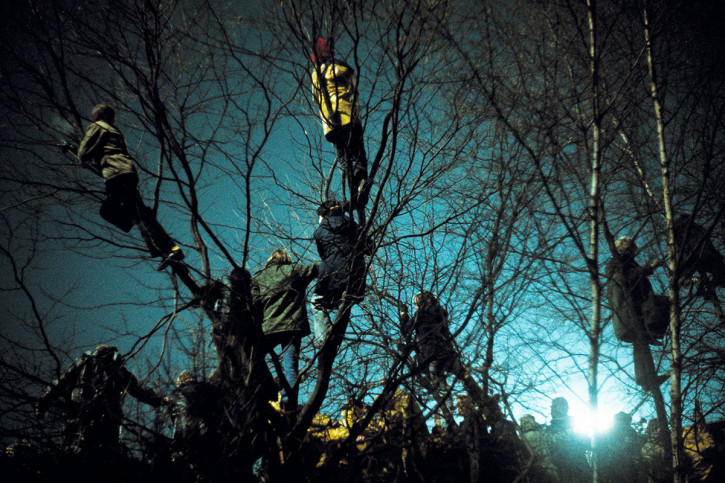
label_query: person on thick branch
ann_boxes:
[70,103,184,271]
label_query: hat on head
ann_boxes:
[311,38,331,63]
[317,199,342,218]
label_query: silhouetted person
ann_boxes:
[208,265,278,480]
[546,397,591,482]
[169,370,225,481]
[380,387,428,482]
[674,215,725,294]
[520,414,559,482]
[641,418,670,482]
[35,345,166,460]
[598,411,643,482]
[399,291,486,409]
[72,103,184,271]
[606,237,668,391]
[310,200,370,343]
[311,38,368,211]
[251,249,318,407]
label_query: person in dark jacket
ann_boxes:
[673,215,725,293]
[169,370,225,480]
[598,411,644,482]
[606,237,668,391]
[545,397,591,482]
[251,249,318,406]
[311,38,368,210]
[310,200,370,343]
[35,345,167,458]
[209,266,278,406]
[399,291,485,407]
[73,103,184,271]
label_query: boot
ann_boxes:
[157,246,185,271]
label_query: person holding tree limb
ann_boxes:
[36,345,168,460]
[251,249,319,408]
[673,215,725,296]
[311,38,369,217]
[310,200,371,344]
[399,291,487,412]
[606,236,669,391]
[64,103,185,271]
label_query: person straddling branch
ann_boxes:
[35,345,168,460]
[310,200,371,343]
[606,236,669,391]
[65,103,184,271]
[399,291,486,409]
[311,38,369,212]
[251,249,319,408]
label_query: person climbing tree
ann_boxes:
[251,249,319,407]
[310,200,370,344]
[208,265,279,479]
[35,345,167,462]
[606,236,669,391]
[311,38,369,215]
[65,103,185,271]
[399,291,486,411]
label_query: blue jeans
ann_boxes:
[267,334,301,405]
[310,294,337,343]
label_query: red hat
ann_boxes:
[311,38,331,63]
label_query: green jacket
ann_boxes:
[251,261,319,336]
[77,121,137,181]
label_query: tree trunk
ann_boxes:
[587,1,603,480]
[642,2,684,480]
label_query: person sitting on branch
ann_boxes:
[63,103,184,271]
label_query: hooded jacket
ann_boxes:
[251,261,319,336]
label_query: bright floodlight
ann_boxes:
[570,404,614,436]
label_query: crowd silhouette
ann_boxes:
[11,35,725,482]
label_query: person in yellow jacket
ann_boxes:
[683,404,719,481]
[311,38,368,209]
[73,104,184,271]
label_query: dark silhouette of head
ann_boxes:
[90,104,116,124]
[551,397,569,419]
[317,200,343,218]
